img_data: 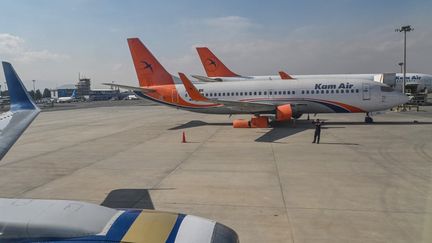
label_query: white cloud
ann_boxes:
[0,33,69,63]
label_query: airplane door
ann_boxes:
[362,83,371,100]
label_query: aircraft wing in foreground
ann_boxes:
[0,62,239,243]
[0,62,40,160]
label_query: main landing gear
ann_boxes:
[365,112,374,123]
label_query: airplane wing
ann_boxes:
[179,73,276,113]
[0,62,40,160]
[102,83,156,93]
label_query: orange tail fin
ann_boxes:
[178,73,209,102]
[196,47,239,78]
[127,38,174,87]
[279,71,294,80]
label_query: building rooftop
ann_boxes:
[56,84,76,90]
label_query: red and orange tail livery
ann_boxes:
[196,47,239,78]
[127,38,175,87]
[279,71,294,80]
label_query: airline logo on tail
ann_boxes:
[140,60,153,73]
[196,47,239,77]
[127,38,174,87]
[205,58,218,72]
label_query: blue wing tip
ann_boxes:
[2,61,38,111]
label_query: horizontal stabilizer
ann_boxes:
[102,83,155,93]
[179,72,275,113]
[191,75,223,82]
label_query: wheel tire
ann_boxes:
[365,117,373,123]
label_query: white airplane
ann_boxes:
[57,89,77,103]
[106,38,408,127]
[195,47,432,92]
[0,62,238,243]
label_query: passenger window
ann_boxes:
[351,89,354,93]
[236,92,239,96]
[306,90,309,94]
[341,90,344,93]
[311,90,314,94]
[326,90,329,94]
[240,92,243,96]
[218,93,221,96]
[356,89,359,93]
[345,90,349,93]
[331,90,334,94]
[254,92,257,95]
[321,90,324,94]
[264,91,267,95]
[231,92,235,96]
[292,91,295,94]
[283,91,286,95]
[185,93,188,97]
[227,93,230,96]
[269,91,273,95]
[336,90,339,94]
[301,90,305,94]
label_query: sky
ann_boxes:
[0,0,431,90]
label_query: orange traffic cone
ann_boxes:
[182,131,186,143]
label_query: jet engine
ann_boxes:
[276,104,293,121]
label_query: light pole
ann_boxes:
[32,80,36,93]
[395,25,413,95]
[398,62,403,73]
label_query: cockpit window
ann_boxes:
[380,86,394,92]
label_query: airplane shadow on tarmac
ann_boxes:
[168,119,430,143]
[255,120,318,142]
[101,189,155,209]
[256,120,430,143]
[169,120,232,130]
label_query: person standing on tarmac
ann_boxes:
[312,119,323,144]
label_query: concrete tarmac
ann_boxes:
[1,103,432,243]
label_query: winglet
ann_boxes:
[178,73,209,102]
[196,47,239,78]
[2,62,38,111]
[279,71,294,80]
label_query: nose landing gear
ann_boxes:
[365,112,374,123]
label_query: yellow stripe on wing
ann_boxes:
[121,211,178,243]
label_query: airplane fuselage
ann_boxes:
[135,78,409,116]
[208,73,432,92]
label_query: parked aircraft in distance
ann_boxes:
[0,62,238,243]
[106,38,408,127]
[57,89,77,103]
[195,47,432,92]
